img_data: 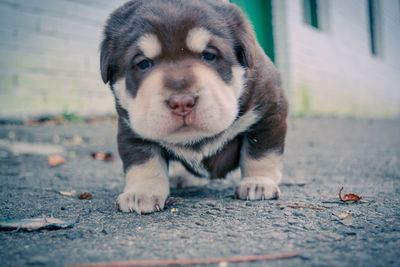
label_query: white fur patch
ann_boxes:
[137,34,162,59]
[128,69,166,135]
[240,149,283,183]
[112,78,130,111]
[186,27,211,53]
[116,153,170,214]
[231,66,246,98]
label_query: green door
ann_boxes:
[230,0,275,63]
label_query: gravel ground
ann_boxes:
[0,117,399,267]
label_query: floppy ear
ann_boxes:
[100,37,112,84]
[100,1,145,84]
[229,5,257,69]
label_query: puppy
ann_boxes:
[100,0,288,214]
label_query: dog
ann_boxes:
[100,0,288,214]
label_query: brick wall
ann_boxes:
[284,0,400,117]
[0,0,128,118]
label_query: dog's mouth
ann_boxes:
[170,111,199,133]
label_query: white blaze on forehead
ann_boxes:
[186,27,211,53]
[137,34,162,58]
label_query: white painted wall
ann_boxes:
[0,0,127,118]
[283,0,400,117]
[1,0,399,118]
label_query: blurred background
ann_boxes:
[0,0,399,119]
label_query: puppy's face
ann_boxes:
[101,1,256,145]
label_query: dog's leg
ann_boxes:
[236,109,287,200]
[236,148,282,200]
[116,151,169,214]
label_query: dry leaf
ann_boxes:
[77,192,93,200]
[170,208,178,213]
[339,187,363,202]
[59,190,77,196]
[338,213,353,220]
[0,217,74,231]
[48,155,66,167]
[91,152,115,162]
[72,136,84,145]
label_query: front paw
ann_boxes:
[116,189,168,214]
[235,176,280,200]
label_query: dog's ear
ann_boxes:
[228,5,257,69]
[100,1,145,84]
[100,37,112,84]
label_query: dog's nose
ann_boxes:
[166,94,197,116]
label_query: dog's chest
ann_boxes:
[164,136,242,178]
[162,141,220,177]
[161,109,260,177]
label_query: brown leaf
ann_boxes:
[91,152,115,162]
[48,155,66,167]
[77,192,93,200]
[25,116,63,126]
[339,186,363,202]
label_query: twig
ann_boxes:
[67,253,299,267]
[280,182,306,187]
[276,203,326,210]
[164,198,184,207]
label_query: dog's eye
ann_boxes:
[202,51,217,62]
[137,59,152,70]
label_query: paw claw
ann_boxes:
[155,204,161,212]
[116,190,168,214]
[235,176,280,201]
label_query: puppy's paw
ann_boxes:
[116,187,168,214]
[235,176,280,200]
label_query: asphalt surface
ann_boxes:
[0,117,399,267]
